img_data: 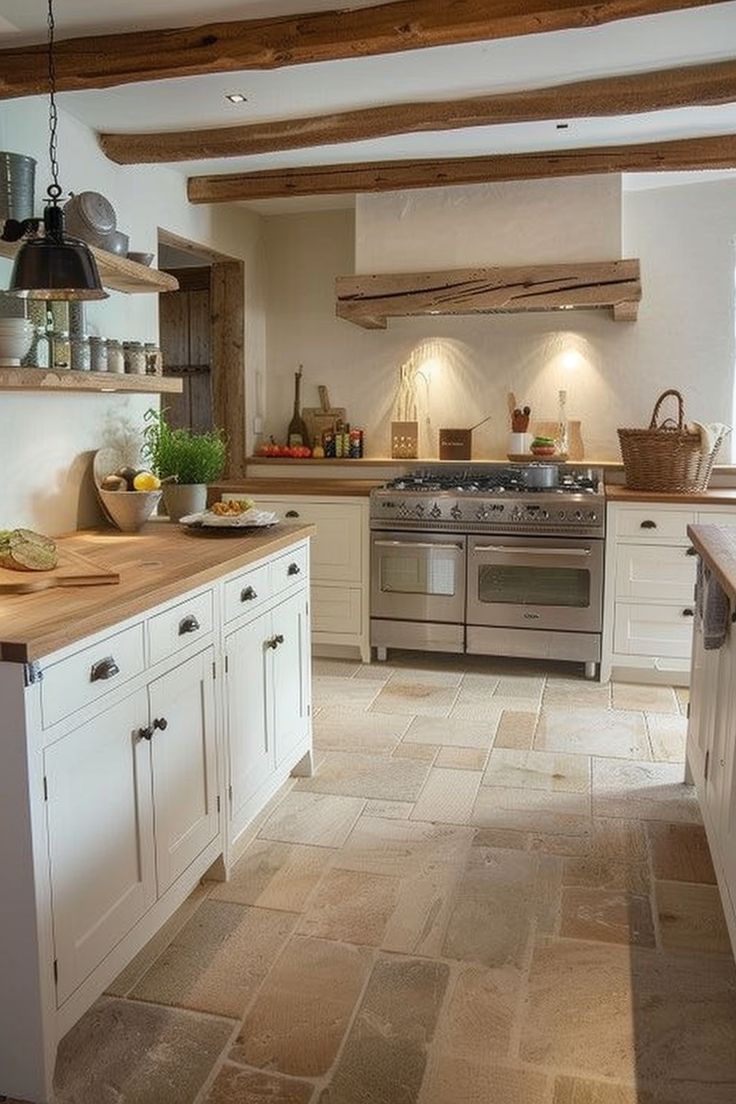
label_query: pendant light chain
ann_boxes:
[46,0,62,202]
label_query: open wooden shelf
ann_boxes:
[0,239,179,295]
[0,365,183,394]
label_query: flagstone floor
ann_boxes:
[21,654,736,1104]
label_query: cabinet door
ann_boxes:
[226,612,273,833]
[149,649,219,895]
[251,499,363,584]
[273,589,311,768]
[45,689,155,1005]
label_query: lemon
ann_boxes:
[133,471,161,491]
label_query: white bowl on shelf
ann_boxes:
[0,319,33,365]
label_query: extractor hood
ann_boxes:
[336,259,641,329]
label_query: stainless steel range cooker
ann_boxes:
[370,465,605,677]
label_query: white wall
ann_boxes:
[261,177,736,462]
[0,98,265,534]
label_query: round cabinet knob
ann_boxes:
[287,562,301,576]
[137,725,153,741]
[682,608,694,618]
[241,586,257,602]
[153,717,168,731]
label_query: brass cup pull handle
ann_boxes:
[686,547,697,556]
[137,725,153,741]
[153,716,168,731]
[241,586,257,602]
[91,656,119,682]
[178,614,200,635]
[682,608,694,617]
[286,509,300,518]
[287,562,300,576]
[640,520,657,529]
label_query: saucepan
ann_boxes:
[523,463,559,489]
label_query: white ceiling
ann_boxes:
[1,0,736,209]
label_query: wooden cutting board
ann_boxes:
[302,384,346,446]
[0,546,120,594]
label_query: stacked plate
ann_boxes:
[0,317,33,365]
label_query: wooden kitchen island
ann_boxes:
[685,524,736,959]
[0,522,314,1103]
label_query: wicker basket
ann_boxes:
[618,389,724,493]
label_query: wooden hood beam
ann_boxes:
[0,0,716,99]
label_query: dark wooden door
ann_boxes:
[159,267,212,432]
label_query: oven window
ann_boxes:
[477,564,590,607]
[380,552,457,596]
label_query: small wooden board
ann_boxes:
[302,383,346,447]
[0,546,120,594]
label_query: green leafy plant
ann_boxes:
[142,408,226,484]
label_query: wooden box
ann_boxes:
[391,420,418,459]
[439,428,472,461]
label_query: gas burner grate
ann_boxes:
[384,466,599,495]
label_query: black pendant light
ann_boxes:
[4,0,107,300]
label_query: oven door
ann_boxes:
[467,535,603,632]
[371,531,466,623]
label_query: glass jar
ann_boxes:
[70,334,91,371]
[123,340,146,375]
[144,342,162,375]
[106,339,124,374]
[89,336,107,373]
[50,330,70,371]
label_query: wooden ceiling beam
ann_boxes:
[0,0,717,99]
[100,57,736,163]
[187,133,736,202]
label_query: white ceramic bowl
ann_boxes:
[97,488,162,533]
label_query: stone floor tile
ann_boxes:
[106,882,211,997]
[382,858,464,958]
[364,798,414,819]
[259,791,365,848]
[646,822,717,884]
[204,1063,314,1104]
[536,708,650,760]
[313,658,361,678]
[591,818,649,862]
[130,901,296,1018]
[493,710,538,750]
[459,671,501,692]
[645,713,688,762]
[233,936,371,1076]
[472,785,592,836]
[313,706,410,754]
[655,880,732,955]
[560,886,655,946]
[493,675,546,700]
[435,746,489,770]
[370,678,459,717]
[319,955,448,1104]
[353,662,395,681]
[393,741,440,761]
[312,676,382,709]
[209,839,334,912]
[336,816,472,879]
[527,830,594,857]
[544,678,612,708]
[449,694,507,723]
[297,867,399,946]
[442,846,541,968]
[53,996,235,1104]
[403,714,496,749]
[474,782,590,819]
[592,759,700,823]
[296,750,431,802]
[612,682,678,714]
[552,1077,640,1104]
[435,964,520,1061]
[472,827,530,850]
[411,768,482,824]
[562,856,650,895]
[388,666,464,687]
[419,1053,549,1104]
[483,748,590,793]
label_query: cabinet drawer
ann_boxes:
[614,506,695,543]
[312,585,362,635]
[615,544,697,603]
[41,624,145,729]
[249,498,363,584]
[148,590,214,666]
[223,563,271,623]
[613,601,695,659]
[697,509,736,527]
[271,543,309,595]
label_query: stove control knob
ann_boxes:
[587,511,597,522]
[574,510,583,521]
[540,509,549,520]
[493,504,505,512]
[430,503,442,519]
[558,510,566,520]
[450,504,462,520]
[476,505,490,520]
[414,503,425,517]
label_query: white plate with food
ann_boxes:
[180,499,279,530]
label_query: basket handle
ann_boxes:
[649,389,684,430]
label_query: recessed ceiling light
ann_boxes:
[226,93,247,104]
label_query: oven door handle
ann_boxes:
[472,545,592,557]
[373,540,464,551]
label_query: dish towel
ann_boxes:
[696,557,730,650]
[687,421,731,455]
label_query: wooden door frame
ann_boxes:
[158,229,246,479]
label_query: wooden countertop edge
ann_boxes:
[0,523,315,664]
[606,487,736,505]
[210,479,382,499]
[688,524,736,607]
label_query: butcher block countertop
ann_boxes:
[606,487,736,506]
[688,524,736,605]
[210,478,382,500]
[0,521,314,664]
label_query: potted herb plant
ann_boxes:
[143,408,226,521]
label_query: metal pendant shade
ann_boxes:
[10,206,107,301]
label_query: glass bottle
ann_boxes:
[557,389,569,457]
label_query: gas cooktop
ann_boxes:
[384,466,600,495]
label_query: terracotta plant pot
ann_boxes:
[163,483,207,522]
